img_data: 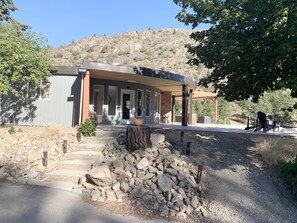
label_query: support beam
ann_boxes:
[171,95,176,123]
[214,97,218,123]
[82,70,90,122]
[188,89,193,125]
[182,85,188,126]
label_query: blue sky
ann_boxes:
[12,0,207,47]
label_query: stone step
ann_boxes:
[44,169,86,183]
[67,150,101,160]
[57,159,94,170]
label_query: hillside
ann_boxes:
[50,28,209,82]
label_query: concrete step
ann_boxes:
[67,150,101,160]
[44,169,86,183]
[57,159,94,170]
[95,130,122,137]
[38,180,77,192]
[76,142,106,151]
[83,136,116,143]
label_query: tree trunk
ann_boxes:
[126,125,152,152]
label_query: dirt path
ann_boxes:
[166,131,297,223]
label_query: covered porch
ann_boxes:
[78,62,218,126]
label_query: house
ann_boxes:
[0,61,217,127]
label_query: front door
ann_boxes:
[121,89,135,124]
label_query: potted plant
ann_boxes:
[133,117,144,126]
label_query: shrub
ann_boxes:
[78,119,96,137]
[277,155,297,196]
[8,126,16,134]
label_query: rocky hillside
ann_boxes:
[50,28,209,82]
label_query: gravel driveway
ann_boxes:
[165,130,297,223]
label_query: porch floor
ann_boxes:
[96,122,297,137]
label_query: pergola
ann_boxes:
[173,90,218,124]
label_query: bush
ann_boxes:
[78,119,96,137]
[8,126,16,134]
[277,155,297,195]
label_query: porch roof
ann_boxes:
[82,61,195,95]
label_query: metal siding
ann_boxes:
[19,75,81,126]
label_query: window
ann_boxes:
[28,82,37,99]
[145,91,151,117]
[93,85,104,115]
[108,86,117,116]
[136,89,144,117]
[40,80,51,99]
[27,80,51,99]
[154,92,160,115]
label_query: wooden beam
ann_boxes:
[171,95,176,123]
[182,85,188,126]
[188,89,193,125]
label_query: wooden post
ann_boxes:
[197,165,203,183]
[126,125,152,152]
[42,151,48,167]
[182,85,188,126]
[214,97,218,123]
[180,131,184,154]
[171,95,176,123]
[188,89,193,125]
[63,140,68,154]
[180,131,184,144]
[185,142,191,155]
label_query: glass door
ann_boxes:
[120,89,135,124]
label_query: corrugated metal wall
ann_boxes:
[28,75,81,126]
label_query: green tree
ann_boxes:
[0,0,51,96]
[0,0,17,22]
[239,90,297,122]
[174,0,297,101]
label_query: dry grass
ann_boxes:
[255,137,297,166]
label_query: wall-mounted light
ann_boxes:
[78,68,87,75]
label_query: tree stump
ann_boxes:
[126,125,152,152]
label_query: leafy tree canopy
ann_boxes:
[174,0,297,101]
[0,0,17,22]
[0,0,51,96]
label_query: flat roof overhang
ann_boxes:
[83,61,195,95]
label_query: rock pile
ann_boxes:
[81,133,205,218]
[0,126,77,184]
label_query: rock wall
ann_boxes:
[81,132,206,219]
[0,126,77,184]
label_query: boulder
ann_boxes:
[157,175,174,193]
[136,157,150,170]
[87,164,113,186]
[151,134,165,147]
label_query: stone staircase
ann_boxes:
[40,130,122,192]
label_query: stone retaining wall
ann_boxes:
[0,126,77,184]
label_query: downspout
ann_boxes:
[78,68,87,125]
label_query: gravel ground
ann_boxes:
[165,130,297,223]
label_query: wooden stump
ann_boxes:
[126,125,152,152]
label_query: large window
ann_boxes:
[136,89,144,117]
[145,90,151,117]
[28,80,51,99]
[93,85,104,115]
[108,86,117,116]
